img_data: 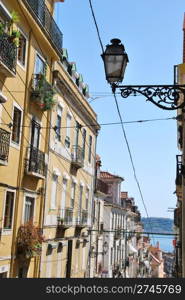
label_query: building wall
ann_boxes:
[0,0,99,278]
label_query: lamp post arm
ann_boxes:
[112,84,185,110]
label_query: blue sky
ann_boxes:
[55,0,185,219]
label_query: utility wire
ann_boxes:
[0,117,176,130]
[88,0,104,53]
[88,0,156,244]
[113,92,155,244]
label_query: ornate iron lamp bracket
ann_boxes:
[112,84,185,110]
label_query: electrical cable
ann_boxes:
[88,0,104,53]
[113,92,155,244]
[88,0,156,244]
[0,117,176,129]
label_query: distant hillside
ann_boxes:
[141,217,174,233]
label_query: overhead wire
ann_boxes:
[88,0,156,244]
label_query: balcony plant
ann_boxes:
[31,74,56,111]
[0,11,20,46]
[16,220,45,259]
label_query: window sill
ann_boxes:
[1,229,12,236]
[10,141,20,150]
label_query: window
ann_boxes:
[112,214,114,230]
[12,107,22,144]
[85,188,89,210]
[56,106,62,141]
[51,174,58,209]
[79,185,83,212]
[61,177,67,212]
[31,118,40,148]
[24,196,34,223]
[88,135,92,163]
[71,182,76,208]
[65,113,71,147]
[111,248,113,265]
[75,121,80,146]
[82,128,86,159]
[3,191,14,229]
[17,32,27,67]
[34,53,46,75]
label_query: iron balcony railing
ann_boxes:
[58,208,74,228]
[76,210,88,227]
[0,33,17,75]
[31,73,53,92]
[25,146,47,177]
[0,128,10,163]
[96,178,109,194]
[175,155,184,186]
[23,0,63,55]
[71,145,84,168]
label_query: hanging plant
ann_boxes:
[31,74,56,111]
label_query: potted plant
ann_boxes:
[31,74,56,111]
[17,220,44,259]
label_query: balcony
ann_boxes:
[71,145,84,169]
[175,155,184,186]
[25,146,47,178]
[57,208,74,229]
[22,0,63,56]
[76,210,88,228]
[0,128,10,165]
[114,229,122,240]
[30,74,56,111]
[96,178,109,195]
[0,33,17,77]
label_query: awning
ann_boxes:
[128,243,138,254]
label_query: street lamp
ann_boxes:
[101,38,129,84]
[101,39,185,110]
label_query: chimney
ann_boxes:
[183,13,185,63]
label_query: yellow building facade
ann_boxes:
[0,0,99,278]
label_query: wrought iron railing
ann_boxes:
[96,178,109,194]
[76,210,88,227]
[71,145,84,168]
[58,208,74,227]
[23,0,63,55]
[30,74,56,110]
[0,128,10,162]
[114,229,122,240]
[0,33,17,74]
[176,155,183,186]
[31,73,52,92]
[25,146,47,177]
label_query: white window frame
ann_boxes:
[55,105,63,141]
[70,181,76,208]
[2,189,15,232]
[29,115,42,150]
[17,27,28,70]
[22,193,36,224]
[10,102,23,150]
[50,174,58,210]
[34,51,46,75]
[85,187,89,210]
